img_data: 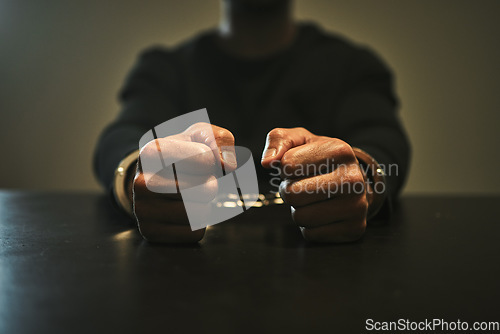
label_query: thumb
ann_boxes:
[183,122,237,172]
[210,125,237,172]
[261,127,314,168]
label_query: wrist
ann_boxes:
[352,147,387,220]
[113,149,139,217]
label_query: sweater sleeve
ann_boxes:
[333,47,411,201]
[93,48,183,191]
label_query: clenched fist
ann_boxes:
[261,127,383,243]
[132,123,237,243]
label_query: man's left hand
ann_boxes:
[261,127,374,243]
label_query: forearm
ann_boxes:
[93,122,147,190]
[348,122,411,199]
[332,91,410,199]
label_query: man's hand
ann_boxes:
[132,123,236,243]
[261,127,374,243]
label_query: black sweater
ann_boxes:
[94,22,411,201]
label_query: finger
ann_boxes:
[280,139,357,179]
[134,169,180,199]
[138,172,218,202]
[261,127,315,168]
[184,123,237,172]
[140,138,217,175]
[300,219,366,243]
[279,163,365,207]
[134,197,212,225]
[212,125,237,172]
[290,195,368,228]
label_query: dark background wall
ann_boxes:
[1,0,499,194]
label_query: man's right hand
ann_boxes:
[131,123,237,243]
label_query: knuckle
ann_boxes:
[278,180,295,204]
[358,196,369,211]
[280,154,297,170]
[352,169,366,185]
[347,220,367,240]
[330,139,356,161]
[191,122,211,130]
[141,139,160,157]
[185,122,212,139]
[292,126,306,134]
[191,142,212,156]
[214,127,235,143]
[320,140,340,158]
[293,126,312,136]
[353,197,369,218]
[340,166,365,185]
[279,181,308,207]
[337,143,354,160]
[268,128,287,139]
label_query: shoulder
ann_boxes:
[298,22,392,74]
[121,46,183,95]
[132,45,177,72]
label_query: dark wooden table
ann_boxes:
[0,191,499,334]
